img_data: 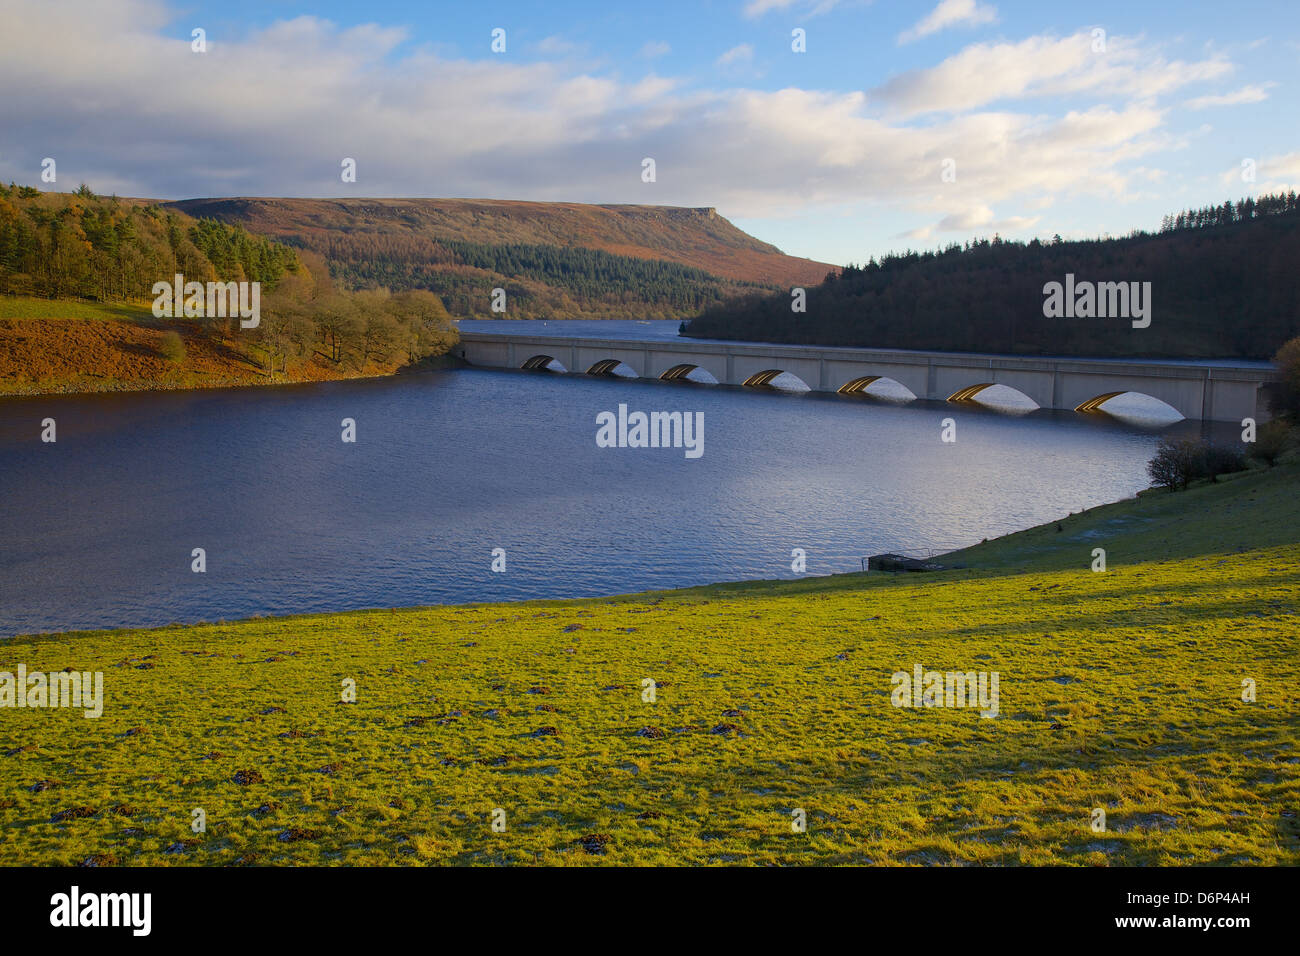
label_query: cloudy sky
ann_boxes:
[1,0,1296,264]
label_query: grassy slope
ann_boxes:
[940,460,1300,571]
[0,296,439,396]
[1,462,1297,866]
[0,298,156,322]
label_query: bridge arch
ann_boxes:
[586,358,638,378]
[1075,391,1184,421]
[837,375,918,400]
[659,363,719,385]
[743,369,811,391]
[947,382,1040,410]
[838,375,879,395]
[521,354,567,372]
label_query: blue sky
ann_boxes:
[1,0,1296,264]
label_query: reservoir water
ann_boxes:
[0,322,1222,636]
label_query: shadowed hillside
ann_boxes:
[167,197,834,320]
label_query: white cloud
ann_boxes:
[872,32,1232,117]
[626,74,680,104]
[639,40,671,58]
[937,205,995,229]
[536,35,584,56]
[899,0,997,45]
[744,0,796,16]
[1221,152,1300,195]
[0,0,1247,240]
[1184,82,1274,109]
[717,44,754,67]
[744,0,842,18]
[1260,152,1300,179]
[901,208,1038,240]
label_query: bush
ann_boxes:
[1250,420,1294,466]
[159,330,186,364]
[1196,443,1247,480]
[1269,336,1300,420]
[1148,438,1200,490]
[1147,438,1246,490]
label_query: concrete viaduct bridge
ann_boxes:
[454,331,1276,423]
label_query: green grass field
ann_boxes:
[0,295,155,322]
[1,461,1297,866]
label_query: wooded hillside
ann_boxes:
[0,183,300,301]
[166,197,833,319]
[685,193,1300,359]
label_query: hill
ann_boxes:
[685,192,1300,359]
[0,186,460,395]
[2,455,1296,865]
[166,197,834,320]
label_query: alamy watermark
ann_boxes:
[152,273,260,328]
[891,664,999,718]
[50,886,150,936]
[596,403,703,459]
[0,665,103,718]
[1042,273,1150,328]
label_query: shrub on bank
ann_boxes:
[1268,336,1300,420]
[159,330,185,365]
[1250,420,1295,467]
[1148,438,1247,490]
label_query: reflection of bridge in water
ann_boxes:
[456,332,1276,422]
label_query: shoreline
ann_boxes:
[0,296,462,398]
[0,352,467,400]
[6,453,1295,642]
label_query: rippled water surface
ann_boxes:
[0,332,1217,635]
